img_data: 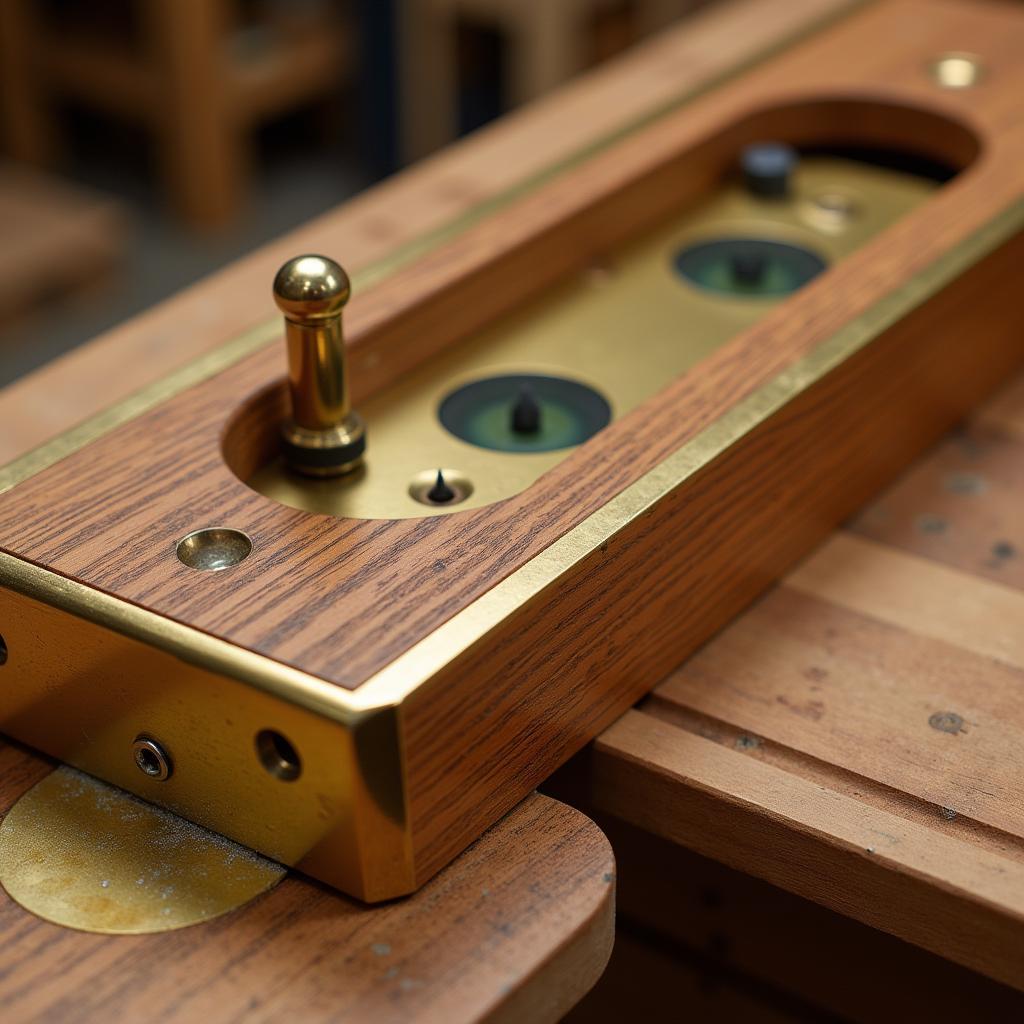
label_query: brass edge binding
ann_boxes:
[0,553,379,720]
[0,555,415,899]
[0,0,866,497]
[2,194,1021,715]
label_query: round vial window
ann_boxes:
[673,237,827,298]
[438,374,612,453]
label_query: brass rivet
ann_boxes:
[132,736,173,781]
[930,53,983,89]
[176,527,253,571]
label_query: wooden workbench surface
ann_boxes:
[586,375,1024,991]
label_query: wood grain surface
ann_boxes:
[0,741,614,1023]
[3,0,1024,893]
[585,371,1024,991]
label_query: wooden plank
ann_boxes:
[659,583,1024,839]
[849,424,1024,588]
[591,709,1024,989]
[787,534,1024,672]
[561,812,1024,1021]
[975,374,1024,442]
[0,0,855,462]
[0,742,613,1023]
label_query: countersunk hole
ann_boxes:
[930,53,984,89]
[176,527,253,571]
[132,735,172,781]
[256,730,302,782]
[0,634,6,665]
[408,469,473,507]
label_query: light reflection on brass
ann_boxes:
[0,573,413,902]
[175,527,253,571]
[275,255,367,477]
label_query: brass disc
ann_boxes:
[0,766,285,934]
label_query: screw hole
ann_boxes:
[132,736,172,781]
[256,730,302,782]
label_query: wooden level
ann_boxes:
[1,0,1024,899]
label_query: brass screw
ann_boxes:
[273,255,366,477]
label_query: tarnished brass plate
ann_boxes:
[249,158,933,519]
[0,766,285,934]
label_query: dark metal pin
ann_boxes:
[730,251,767,285]
[511,387,541,434]
[427,469,455,503]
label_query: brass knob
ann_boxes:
[273,255,366,477]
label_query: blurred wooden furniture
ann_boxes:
[0,0,352,228]
[0,162,128,323]
[399,0,699,160]
[0,0,848,463]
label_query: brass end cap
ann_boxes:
[273,255,351,322]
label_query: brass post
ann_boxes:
[273,255,366,476]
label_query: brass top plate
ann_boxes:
[249,158,934,519]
